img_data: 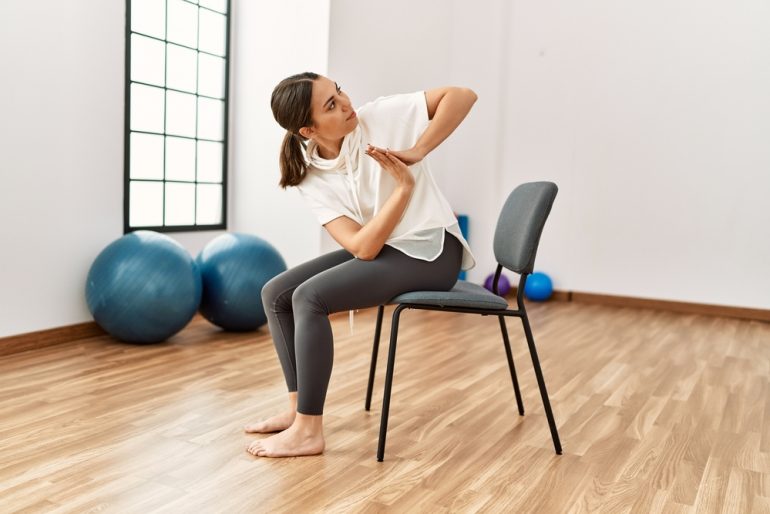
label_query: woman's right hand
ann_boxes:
[365,145,415,189]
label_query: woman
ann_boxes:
[245,72,477,458]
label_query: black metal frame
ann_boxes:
[123,0,231,234]
[365,265,563,461]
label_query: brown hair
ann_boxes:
[270,72,319,188]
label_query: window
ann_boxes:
[124,0,230,233]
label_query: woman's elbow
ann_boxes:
[461,87,478,103]
[356,247,377,261]
[355,242,382,261]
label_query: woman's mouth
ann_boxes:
[346,111,357,121]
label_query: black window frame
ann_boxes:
[123,0,231,234]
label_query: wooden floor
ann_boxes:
[1,300,769,513]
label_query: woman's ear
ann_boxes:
[298,126,313,140]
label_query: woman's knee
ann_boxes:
[261,273,292,310]
[292,282,327,314]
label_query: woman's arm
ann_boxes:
[324,148,415,260]
[416,87,477,156]
[373,87,477,165]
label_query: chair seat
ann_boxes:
[388,280,509,310]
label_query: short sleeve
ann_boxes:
[297,181,358,226]
[357,91,430,150]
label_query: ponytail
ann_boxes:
[278,131,308,189]
[270,71,319,188]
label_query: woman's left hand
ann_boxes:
[366,145,425,166]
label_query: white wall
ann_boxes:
[327,0,770,309]
[1,0,133,339]
[0,0,329,339]
[501,0,770,308]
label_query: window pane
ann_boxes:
[199,0,227,14]
[131,34,165,86]
[198,53,225,98]
[165,136,196,181]
[166,90,196,137]
[130,133,164,179]
[199,9,226,56]
[131,0,165,39]
[130,181,163,227]
[197,140,223,182]
[167,0,198,48]
[131,83,165,133]
[197,184,222,225]
[165,182,196,225]
[167,43,197,93]
[197,97,224,141]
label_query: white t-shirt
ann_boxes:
[296,90,476,273]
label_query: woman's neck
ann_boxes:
[315,137,344,160]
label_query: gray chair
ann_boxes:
[365,181,563,461]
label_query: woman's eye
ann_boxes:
[328,86,342,110]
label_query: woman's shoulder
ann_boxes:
[357,91,429,145]
[357,91,425,119]
[297,168,341,196]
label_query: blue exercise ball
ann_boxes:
[483,272,511,296]
[86,231,202,344]
[524,271,553,301]
[196,233,287,331]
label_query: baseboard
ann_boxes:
[509,287,770,323]
[2,292,767,357]
[0,321,106,357]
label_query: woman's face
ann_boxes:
[299,76,358,142]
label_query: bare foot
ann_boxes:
[243,410,296,433]
[245,423,325,457]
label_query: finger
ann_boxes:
[368,149,389,167]
[366,149,385,165]
[384,151,405,166]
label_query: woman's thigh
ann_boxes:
[293,233,463,314]
[261,248,355,308]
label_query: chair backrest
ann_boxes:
[493,181,558,275]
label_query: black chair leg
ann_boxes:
[365,305,385,411]
[498,315,525,416]
[520,313,563,455]
[377,304,406,462]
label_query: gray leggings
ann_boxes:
[261,230,463,415]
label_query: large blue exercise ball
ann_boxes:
[524,271,553,301]
[196,233,287,331]
[86,231,202,344]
